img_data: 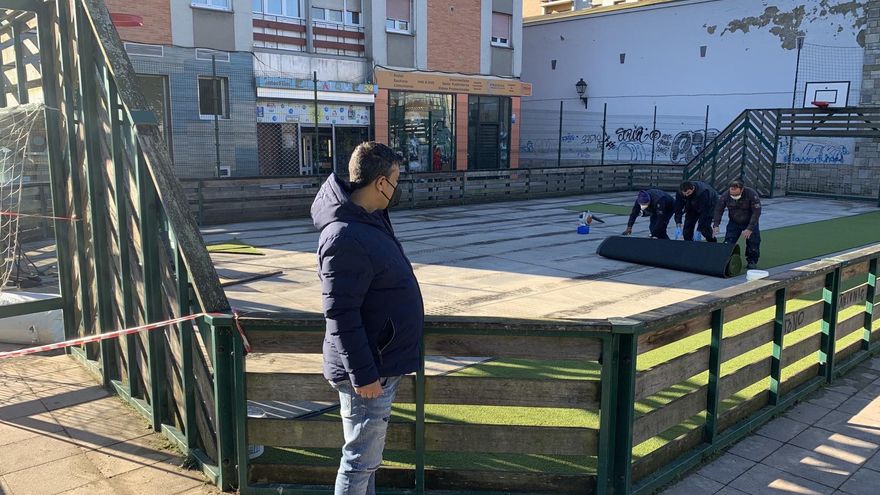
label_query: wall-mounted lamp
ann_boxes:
[575,78,588,109]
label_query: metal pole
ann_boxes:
[212,55,221,178]
[786,37,804,185]
[600,103,607,166]
[651,105,657,166]
[313,71,319,172]
[557,100,563,168]
[428,111,433,171]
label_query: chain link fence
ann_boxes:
[519,100,715,168]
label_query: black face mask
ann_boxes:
[381,178,401,209]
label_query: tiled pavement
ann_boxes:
[662,355,880,495]
[0,349,219,495]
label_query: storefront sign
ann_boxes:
[256,101,371,126]
[256,76,377,95]
[375,70,532,97]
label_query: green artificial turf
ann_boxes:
[565,202,634,216]
[741,211,880,269]
[206,239,263,256]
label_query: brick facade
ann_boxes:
[105,0,172,45]
[427,1,481,73]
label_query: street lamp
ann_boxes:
[575,78,588,109]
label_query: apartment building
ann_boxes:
[252,0,530,173]
[107,0,259,178]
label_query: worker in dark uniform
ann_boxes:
[713,179,762,269]
[674,180,719,242]
[622,189,675,239]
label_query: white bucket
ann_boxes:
[746,270,769,281]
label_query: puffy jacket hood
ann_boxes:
[311,173,386,233]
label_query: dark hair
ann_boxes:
[729,180,744,189]
[680,181,696,192]
[348,142,403,189]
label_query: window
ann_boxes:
[346,11,360,25]
[254,0,301,17]
[386,0,411,33]
[195,48,230,62]
[192,0,230,10]
[312,7,343,23]
[491,12,511,47]
[345,0,361,25]
[198,76,230,119]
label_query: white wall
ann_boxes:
[520,0,866,166]
[523,0,865,125]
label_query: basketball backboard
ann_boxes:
[803,81,850,108]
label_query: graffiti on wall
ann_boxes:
[776,138,853,165]
[520,125,721,165]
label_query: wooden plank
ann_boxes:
[249,418,413,450]
[781,364,820,395]
[836,313,865,342]
[633,387,707,446]
[426,423,597,456]
[842,262,869,282]
[725,292,775,323]
[788,275,825,300]
[425,333,602,360]
[635,346,709,400]
[248,418,597,456]
[637,314,711,355]
[632,426,703,483]
[718,357,771,399]
[782,334,821,368]
[425,376,600,408]
[246,373,600,408]
[784,301,823,335]
[717,390,770,434]
[425,470,594,495]
[721,323,773,362]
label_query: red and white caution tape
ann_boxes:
[0,211,80,222]
[232,310,252,355]
[0,313,214,360]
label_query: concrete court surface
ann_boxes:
[203,192,879,321]
[0,345,220,495]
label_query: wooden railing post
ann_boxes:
[704,308,724,443]
[770,288,787,405]
[603,319,639,495]
[820,267,842,382]
[864,258,878,351]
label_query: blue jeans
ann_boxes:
[330,376,403,495]
[725,221,761,264]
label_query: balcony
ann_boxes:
[252,15,365,57]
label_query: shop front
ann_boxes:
[255,77,375,176]
[375,69,531,171]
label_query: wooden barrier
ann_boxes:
[182,165,686,225]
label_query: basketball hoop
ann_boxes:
[811,100,830,109]
[110,13,144,27]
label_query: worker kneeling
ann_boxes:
[674,180,719,242]
[622,189,675,239]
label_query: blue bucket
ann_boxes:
[577,225,590,235]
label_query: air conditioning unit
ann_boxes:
[219,165,231,178]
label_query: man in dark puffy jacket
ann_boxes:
[622,189,675,239]
[713,179,762,269]
[310,142,424,495]
[674,180,719,242]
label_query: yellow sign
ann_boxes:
[376,70,533,97]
